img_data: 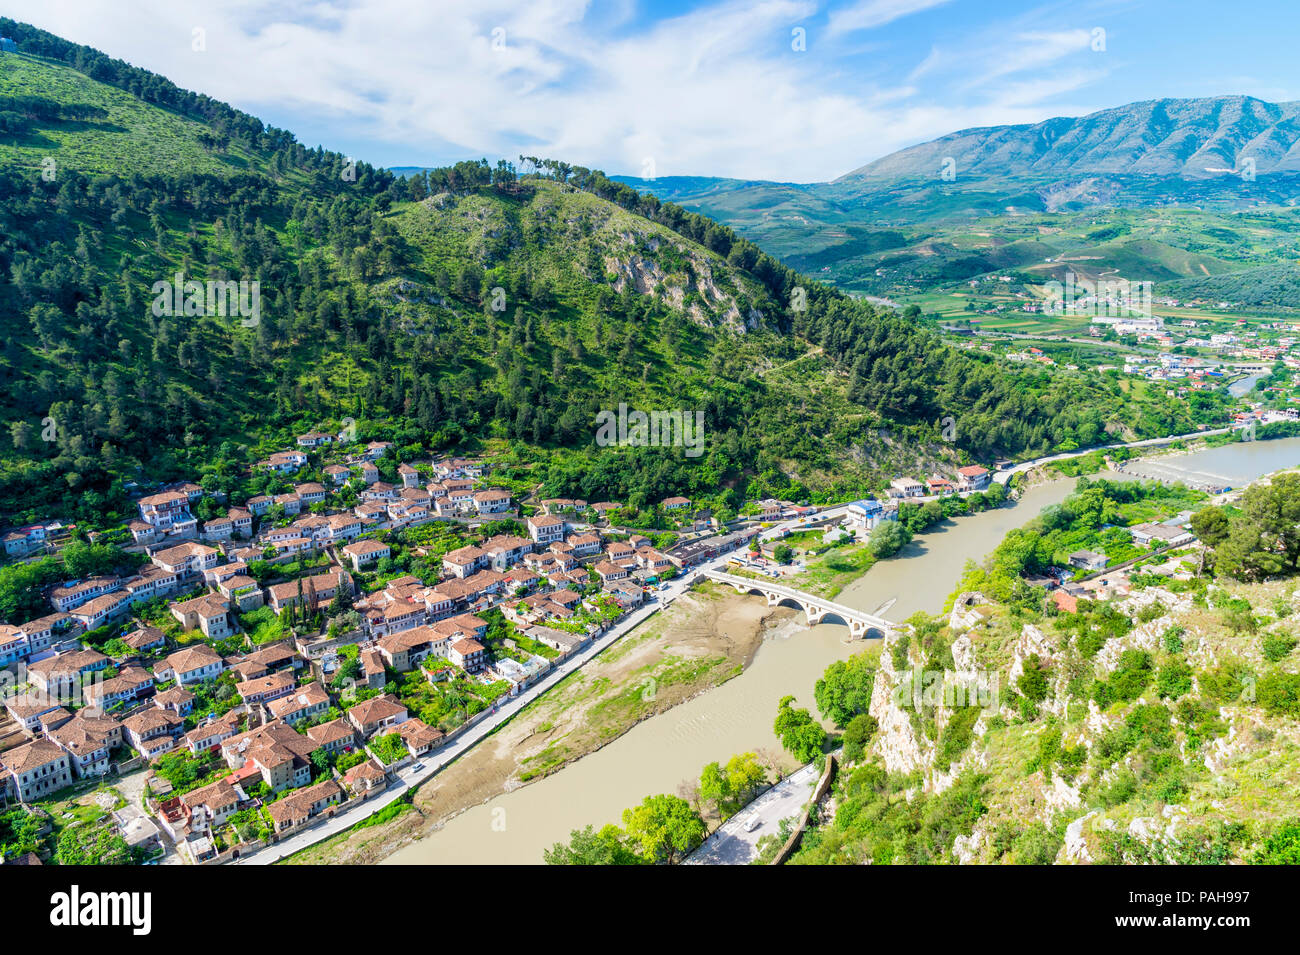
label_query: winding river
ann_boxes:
[384,439,1300,865]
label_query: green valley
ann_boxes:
[0,20,1205,529]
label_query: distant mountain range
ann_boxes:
[613,96,1300,303]
[840,96,1300,182]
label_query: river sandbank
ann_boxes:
[286,584,787,864]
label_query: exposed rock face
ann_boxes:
[1007,623,1056,686]
[948,591,988,631]
[869,642,928,777]
[952,820,990,864]
[1203,716,1240,774]
[1083,699,1116,744]
[1045,774,1083,818]
[1007,623,1067,717]
[603,242,761,331]
[606,253,666,296]
[868,629,997,794]
[950,633,976,674]
[838,567,1298,865]
[1062,811,1098,863]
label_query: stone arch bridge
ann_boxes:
[700,570,894,640]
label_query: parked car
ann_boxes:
[411,762,425,772]
[743,814,761,832]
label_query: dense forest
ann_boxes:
[0,18,1209,528]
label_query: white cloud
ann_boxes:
[16,0,1118,181]
[827,0,953,35]
[973,29,1095,86]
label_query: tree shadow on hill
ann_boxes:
[38,118,131,136]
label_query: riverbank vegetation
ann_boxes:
[544,748,777,864]
[782,475,1300,865]
[761,483,1009,599]
[544,793,706,865]
[1191,472,1300,581]
[956,477,1207,605]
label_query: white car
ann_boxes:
[411,762,425,773]
[743,814,761,832]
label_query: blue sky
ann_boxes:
[11,0,1300,181]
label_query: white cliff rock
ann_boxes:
[1062,811,1097,863]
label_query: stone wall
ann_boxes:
[769,753,837,865]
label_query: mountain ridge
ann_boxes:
[0,20,1200,528]
[840,95,1300,182]
[613,95,1300,302]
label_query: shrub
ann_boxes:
[1136,600,1167,624]
[1017,654,1050,702]
[936,707,980,772]
[1156,659,1193,700]
[1175,698,1227,751]
[1261,632,1298,663]
[1199,662,1253,703]
[1257,670,1300,719]
[1011,823,1063,865]
[841,713,879,764]
[1219,602,1258,636]
[1252,820,1300,864]
[890,634,911,671]
[1093,650,1153,707]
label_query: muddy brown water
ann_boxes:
[386,440,1300,864]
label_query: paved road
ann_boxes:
[992,426,1235,485]
[237,593,675,864]
[686,763,818,865]
[234,509,838,864]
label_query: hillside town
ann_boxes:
[0,420,1029,864]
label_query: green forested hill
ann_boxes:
[0,20,1204,528]
[0,53,266,177]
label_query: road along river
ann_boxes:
[1117,435,1300,492]
[385,440,1299,864]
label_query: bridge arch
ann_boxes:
[703,570,893,641]
[807,608,852,629]
[771,595,810,614]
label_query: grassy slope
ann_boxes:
[386,183,808,406]
[0,54,262,176]
[794,571,1300,865]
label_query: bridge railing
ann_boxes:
[700,570,891,629]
